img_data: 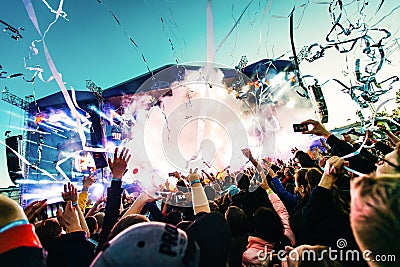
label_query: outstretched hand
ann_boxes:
[323,156,349,178]
[62,182,78,203]
[301,119,331,137]
[24,199,47,223]
[108,147,131,179]
[188,168,201,184]
[57,201,81,233]
[83,174,96,189]
[241,148,253,160]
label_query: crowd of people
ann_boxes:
[0,118,399,267]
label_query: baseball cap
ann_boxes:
[91,222,199,267]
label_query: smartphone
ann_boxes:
[39,201,65,220]
[168,172,175,177]
[293,124,308,132]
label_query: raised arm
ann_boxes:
[78,174,96,212]
[188,169,210,215]
[62,182,90,238]
[97,147,131,253]
[242,148,296,246]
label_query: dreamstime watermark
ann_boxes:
[257,238,397,263]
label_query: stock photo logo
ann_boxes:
[121,62,316,206]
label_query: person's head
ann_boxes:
[35,218,62,247]
[375,143,400,176]
[176,179,189,193]
[204,185,216,201]
[224,175,232,185]
[253,207,284,243]
[163,210,183,226]
[282,245,345,267]
[350,175,400,266]
[342,133,352,143]
[0,195,45,266]
[186,212,230,267]
[284,166,295,178]
[208,201,219,213]
[93,222,200,267]
[225,206,249,238]
[294,168,322,198]
[94,212,105,230]
[85,216,98,235]
[228,184,239,197]
[304,168,323,196]
[107,214,149,241]
[294,168,308,198]
[236,173,250,191]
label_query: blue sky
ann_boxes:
[1,0,399,187]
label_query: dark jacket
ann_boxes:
[96,180,123,254]
[46,231,94,267]
[326,135,376,174]
[231,187,273,220]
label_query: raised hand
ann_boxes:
[82,174,96,189]
[57,201,81,233]
[24,199,47,223]
[300,119,331,136]
[108,147,131,179]
[188,168,201,184]
[241,148,253,160]
[323,156,349,178]
[62,182,78,203]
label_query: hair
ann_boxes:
[108,214,150,241]
[285,166,295,176]
[94,212,105,229]
[204,185,216,201]
[163,210,183,226]
[350,175,400,265]
[304,168,323,196]
[224,175,232,185]
[253,207,289,249]
[295,150,319,168]
[225,206,250,238]
[295,168,309,189]
[236,173,250,190]
[35,218,62,250]
[85,216,98,234]
[176,179,189,193]
[208,201,219,213]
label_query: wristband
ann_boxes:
[190,179,201,186]
[93,203,98,207]
[72,202,78,207]
[266,188,274,195]
[112,178,121,182]
[82,187,89,192]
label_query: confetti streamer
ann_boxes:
[215,0,254,54]
[41,0,69,21]
[160,17,179,64]
[0,19,24,40]
[95,0,155,82]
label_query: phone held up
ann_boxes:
[293,124,309,132]
[39,201,66,220]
